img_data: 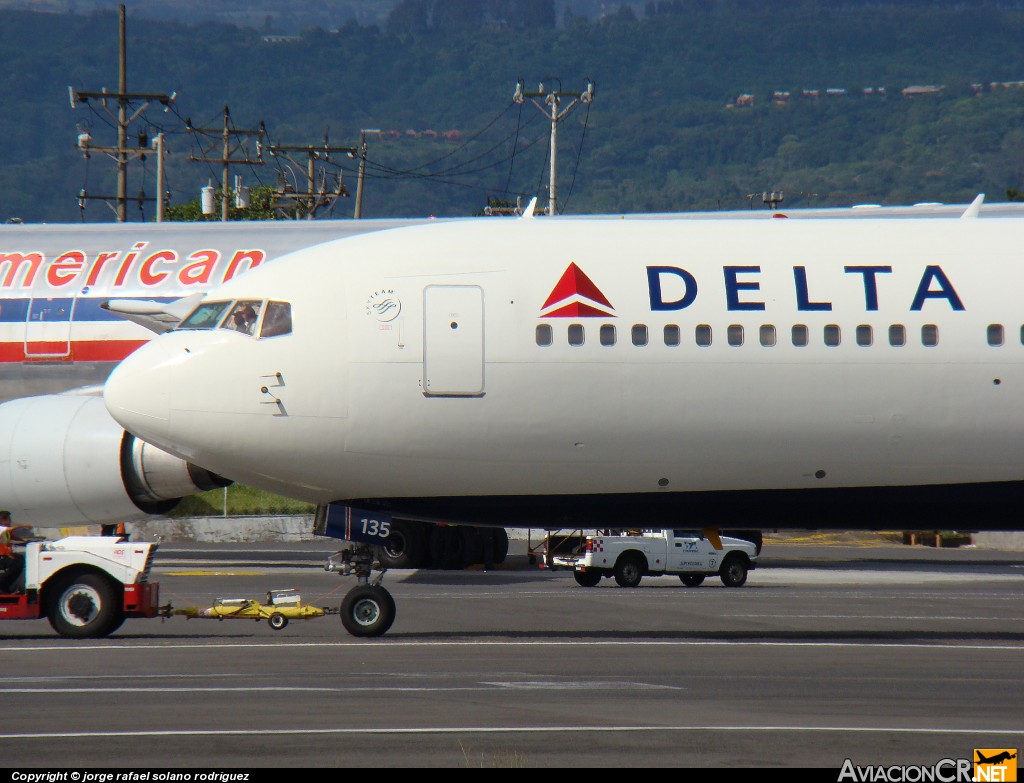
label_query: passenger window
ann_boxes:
[663,324,680,347]
[922,324,939,347]
[856,325,872,347]
[824,324,841,347]
[178,300,232,330]
[260,301,292,338]
[791,324,808,347]
[727,325,744,346]
[223,300,263,336]
[695,324,712,347]
[889,324,906,347]
[759,324,776,347]
[600,324,616,346]
[535,324,552,347]
[568,323,585,346]
[631,324,649,346]
[987,324,1004,347]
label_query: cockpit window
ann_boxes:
[260,301,292,338]
[222,300,262,336]
[178,301,232,330]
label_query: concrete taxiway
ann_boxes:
[0,539,1020,768]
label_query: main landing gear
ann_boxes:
[325,543,396,637]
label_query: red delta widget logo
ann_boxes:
[540,262,615,318]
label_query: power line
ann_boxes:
[503,100,525,197]
[559,100,592,215]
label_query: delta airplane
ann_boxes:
[2,203,994,533]
[102,197,1024,635]
[0,217,434,527]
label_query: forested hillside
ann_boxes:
[4,2,1024,222]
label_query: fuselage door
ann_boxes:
[422,285,484,397]
[25,297,74,359]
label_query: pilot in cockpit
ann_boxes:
[230,304,258,335]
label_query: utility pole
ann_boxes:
[186,107,265,221]
[267,131,356,219]
[69,4,176,222]
[154,133,166,222]
[352,129,378,220]
[513,79,594,216]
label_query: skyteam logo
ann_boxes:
[540,262,615,318]
[365,289,402,322]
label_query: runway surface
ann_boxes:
[0,540,1021,768]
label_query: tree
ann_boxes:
[163,186,282,222]
[386,0,429,35]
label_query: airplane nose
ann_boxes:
[104,338,183,445]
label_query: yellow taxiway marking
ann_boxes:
[163,570,265,577]
[769,532,899,547]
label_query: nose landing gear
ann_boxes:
[326,543,396,637]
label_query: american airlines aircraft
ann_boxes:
[102,200,1024,635]
[0,218,432,527]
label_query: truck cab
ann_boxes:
[0,535,161,638]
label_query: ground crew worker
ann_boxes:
[100,522,127,538]
[0,510,30,593]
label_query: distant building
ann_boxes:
[802,89,820,98]
[772,91,790,104]
[736,93,755,107]
[443,130,463,142]
[826,87,847,97]
[902,85,945,97]
[262,35,300,44]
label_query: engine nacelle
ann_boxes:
[0,394,228,526]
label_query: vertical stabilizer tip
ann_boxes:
[521,196,538,219]
[961,193,985,219]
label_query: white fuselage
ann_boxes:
[102,216,1024,527]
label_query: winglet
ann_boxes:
[520,196,538,220]
[960,193,985,220]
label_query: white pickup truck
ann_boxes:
[553,530,758,588]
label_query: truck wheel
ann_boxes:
[47,572,124,639]
[574,570,602,588]
[268,612,289,631]
[341,585,395,637]
[719,555,749,587]
[680,575,705,587]
[613,555,644,588]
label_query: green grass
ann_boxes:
[168,485,315,517]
